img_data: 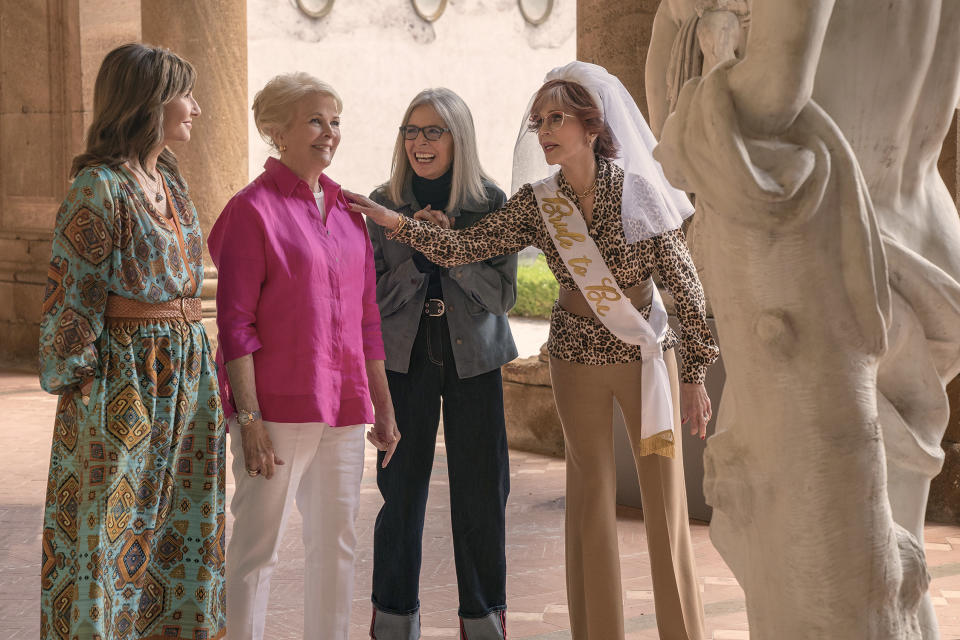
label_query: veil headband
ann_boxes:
[512,61,694,243]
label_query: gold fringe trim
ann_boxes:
[636,430,676,459]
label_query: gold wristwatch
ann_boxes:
[236,409,262,427]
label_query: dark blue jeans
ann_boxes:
[372,314,510,621]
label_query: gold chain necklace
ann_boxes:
[574,177,598,200]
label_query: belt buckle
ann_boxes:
[180,297,189,322]
[424,298,445,317]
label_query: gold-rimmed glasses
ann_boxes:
[527,110,577,133]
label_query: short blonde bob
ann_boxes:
[252,72,342,151]
[387,88,494,213]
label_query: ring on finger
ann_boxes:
[246,468,261,477]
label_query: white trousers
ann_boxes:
[226,420,365,640]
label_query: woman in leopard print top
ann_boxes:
[370,155,715,382]
[350,72,715,640]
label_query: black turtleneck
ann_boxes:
[410,168,452,300]
[412,167,452,211]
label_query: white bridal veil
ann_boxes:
[512,61,694,243]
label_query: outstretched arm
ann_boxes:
[727,0,835,134]
[346,188,538,268]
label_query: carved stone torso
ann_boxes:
[814,1,960,280]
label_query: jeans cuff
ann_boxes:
[460,609,506,640]
[370,604,419,640]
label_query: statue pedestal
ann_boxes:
[501,346,565,458]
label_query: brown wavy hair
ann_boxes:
[530,79,619,159]
[70,43,196,178]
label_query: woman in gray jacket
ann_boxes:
[366,88,517,640]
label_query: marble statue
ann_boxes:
[648,1,960,638]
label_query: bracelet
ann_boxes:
[393,213,408,234]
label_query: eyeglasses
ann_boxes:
[400,125,450,141]
[527,111,577,133]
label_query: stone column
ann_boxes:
[577,0,720,519]
[0,0,139,365]
[577,0,658,117]
[140,0,247,339]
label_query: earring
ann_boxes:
[277,143,287,152]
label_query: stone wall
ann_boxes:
[246,0,576,195]
[0,1,139,367]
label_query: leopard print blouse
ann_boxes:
[390,157,719,384]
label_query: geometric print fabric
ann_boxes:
[39,166,226,639]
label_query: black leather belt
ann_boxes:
[423,298,445,317]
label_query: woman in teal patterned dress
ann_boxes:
[38,43,226,640]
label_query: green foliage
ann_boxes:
[512,253,558,319]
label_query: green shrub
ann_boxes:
[512,253,558,319]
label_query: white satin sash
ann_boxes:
[532,174,675,455]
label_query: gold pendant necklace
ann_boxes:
[129,162,164,203]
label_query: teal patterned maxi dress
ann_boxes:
[38,164,226,640]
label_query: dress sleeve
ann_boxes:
[651,227,719,383]
[388,185,539,267]
[207,196,266,362]
[38,168,116,394]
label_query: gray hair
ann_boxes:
[253,72,342,151]
[387,88,495,212]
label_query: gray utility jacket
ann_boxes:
[367,179,518,379]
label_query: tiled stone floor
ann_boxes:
[4,319,960,638]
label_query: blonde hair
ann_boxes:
[71,42,196,178]
[253,72,342,151]
[387,88,494,212]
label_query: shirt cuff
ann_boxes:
[680,361,707,385]
[218,330,263,362]
[386,216,420,242]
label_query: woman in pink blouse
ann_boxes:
[208,72,400,640]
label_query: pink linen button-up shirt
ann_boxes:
[208,157,385,426]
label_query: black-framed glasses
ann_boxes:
[400,125,450,141]
[527,110,576,133]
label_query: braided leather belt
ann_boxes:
[105,294,202,322]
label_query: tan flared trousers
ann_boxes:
[549,349,706,640]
